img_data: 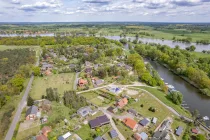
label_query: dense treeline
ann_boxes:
[0,49,36,108]
[63,90,87,111]
[127,53,164,87]
[0,36,122,47]
[135,44,210,96]
[0,49,35,84]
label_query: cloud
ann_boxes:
[20,0,62,12]
[11,0,21,4]
[82,0,111,5]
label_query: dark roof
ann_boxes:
[110,129,118,138]
[85,67,92,73]
[153,130,168,139]
[26,105,38,117]
[139,118,149,126]
[58,136,65,140]
[89,115,110,129]
[128,109,137,115]
[36,135,48,140]
[94,136,103,140]
[176,126,183,136]
[153,131,162,139]
[95,79,104,85]
[107,106,114,112]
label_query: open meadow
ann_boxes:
[30,73,75,100]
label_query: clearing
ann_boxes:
[30,73,75,100]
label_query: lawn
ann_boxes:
[136,86,192,118]
[30,73,75,100]
[114,119,133,140]
[191,52,210,58]
[16,126,40,140]
[76,125,92,140]
[81,91,113,107]
[0,45,40,51]
[126,90,174,131]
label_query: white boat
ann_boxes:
[161,78,164,81]
[165,83,168,85]
[203,116,209,121]
[167,85,175,89]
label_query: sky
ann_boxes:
[0,0,210,22]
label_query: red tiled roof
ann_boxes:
[191,128,198,134]
[36,135,48,140]
[42,126,51,137]
[123,118,137,130]
[117,98,128,108]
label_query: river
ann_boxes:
[146,59,210,126]
[104,36,210,52]
[0,34,210,52]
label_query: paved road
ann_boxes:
[73,72,80,90]
[100,108,126,140]
[4,75,34,140]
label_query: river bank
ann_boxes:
[149,59,210,97]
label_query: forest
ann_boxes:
[0,49,36,108]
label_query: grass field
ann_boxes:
[115,120,133,140]
[0,45,40,51]
[81,91,113,107]
[30,73,75,100]
[191,52,210,58]
[16,126,40,140]
[136,87,192,118]
[127,90,174,131]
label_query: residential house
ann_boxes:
[116,98,128,109]
[42,126,51,137]
[124,65,133,71]
[85,61,92,67]
[89,115,110,129]
[191,128,199,134]
[69,64,76,69]
[26,105,38,120]
[151,130,170,140]
[36,134,48,140]
[59,55,67,62]
[139,118,150,127]
[94,136,103,140]
[107,106,118,113]
[95,79,104,86]
[135,132,148,140]
[41,63,53,71]
[117,62,125,67]
[108,86,122,94]
[77,106,92,117]
[58,132,72,140]
[175,126,183,136]
[85,67,93,74]
[128,109,138,116]
[110,129,118,139]
[78,79,88,87]
[123,118,138,131]
[159,120,170,132]
[152,117,158,124]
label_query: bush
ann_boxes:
[148,107,156,112]
[140,104,144,107]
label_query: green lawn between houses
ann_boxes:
[30,73,75,100]
[135,86,192,118]
[16,126,40,140]
[126,89,174,132]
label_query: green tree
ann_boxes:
[169,91,183,105]
[196,134,206,140]
[27,96,34,106]
[32,66,41,76]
